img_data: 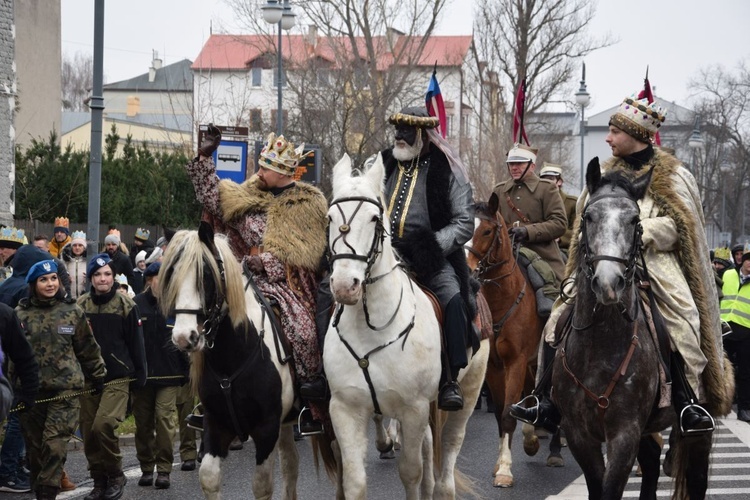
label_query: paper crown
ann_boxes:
[714,247,731,262]
[71,231,86,246]
[609,95,667,143]
[54,217,69,229]
[0,227,25,249]
[539,163,563,178]
[115,274,128,286]
[258,133,309,176]
[506,143,538,164]
[135,228,150,241]
[107,228,121,238]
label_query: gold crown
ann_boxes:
[258,133,310,176]
[0,227,25,247]
[714,247,731,261]
[135,228,150,241]
[610,95,667,143]
[54,217,69,228]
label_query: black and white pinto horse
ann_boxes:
[159,225,337,499]
[325,153,489,499]
[553,161,713,500]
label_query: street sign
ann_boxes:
[198,124,250,182]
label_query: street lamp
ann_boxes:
[262,0,296,135]
[574,62,591,192]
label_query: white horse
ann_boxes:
[325,153,489,499]
[161,226,338,499]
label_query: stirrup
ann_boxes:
[185,403,204,432]
[297,406,324,437]
[679,403,715,436]
[510,394,541,425]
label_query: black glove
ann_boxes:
[93,378,105,396]
[198,124,222,158]
[508,226,529,243]
[247,255,264,274]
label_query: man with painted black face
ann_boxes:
[376,106,478,411]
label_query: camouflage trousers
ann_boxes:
[131,385,178,473]
[80,379,129,475]
[19,391,79,489]
[175,383,197,461]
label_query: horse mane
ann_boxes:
[158,229,249,329]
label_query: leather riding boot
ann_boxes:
[103,471,127,500]
[83,474,107,500]
[299,374,330,402]
[670,352,714,435]
[510,343,561,433]
[438,380,464,411]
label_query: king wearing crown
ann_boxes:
[50,217,71,259]
[185,125,328,434]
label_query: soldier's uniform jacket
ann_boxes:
[494,175,567,281]
[78,286,146,384]
[16,296,106,392]
[559,192,579,250]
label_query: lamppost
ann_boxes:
[262,0,296,135]
[575,62,591,192]
[688,114,704,194]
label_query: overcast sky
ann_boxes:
[62,0,749,115]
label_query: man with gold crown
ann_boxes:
[713,246,734,279]
[511,95,732,435]
[184,125,328,435]
[49,217,71,259]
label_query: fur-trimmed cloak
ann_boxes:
[547,149,733,416]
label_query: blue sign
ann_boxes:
[213,140,248,183]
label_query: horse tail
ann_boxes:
[311,428,338,482]
[190,351,204,397]
[670,431,712,500]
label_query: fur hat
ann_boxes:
[0,227,25,250]
[71,230,87,247]
[26,259,57,284]
[87,253,112,277]
[609,95,666,143]
[134,228,150,242]
[53,217,70,235]
[506,143,538,163]
[258,132,310,176]
[388,106,440,129]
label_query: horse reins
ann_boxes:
[328,195,418,415]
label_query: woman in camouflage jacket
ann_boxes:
[16,259,106,500]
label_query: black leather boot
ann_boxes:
[83,474,107,500]
[671,352,714,435]
[103,471,127,500]
[299,374,330,402]
[438,380,464,411]
[509,343,560,433]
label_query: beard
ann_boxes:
[392,135,423,162]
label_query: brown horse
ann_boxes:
[465,193,552,488]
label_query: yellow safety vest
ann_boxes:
[720,269,750,328]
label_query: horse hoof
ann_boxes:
[493,474,513,488]
[546,455,564,467]
[523,437,540,456]
[379,449,396,460]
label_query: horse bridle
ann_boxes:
[466,211,516,284]
[579,193,644,287]
[173,251,228,349]
[329,195,408,332]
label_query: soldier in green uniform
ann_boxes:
[16,260,106,500]
[538,163,578,253]
[78,254,146,500]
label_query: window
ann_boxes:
[250,109,263,132]
[315,69,330,88]
[251,67,262,87]
[446,115,454,138]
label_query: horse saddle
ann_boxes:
[416,283,485,352]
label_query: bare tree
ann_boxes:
[689,61,750,240]
[62,52,93,111]
[225,0,450,189]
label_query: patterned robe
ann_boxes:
[185,157,328,382]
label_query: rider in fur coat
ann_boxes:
[185,127,328,434]
[512,96,733,435]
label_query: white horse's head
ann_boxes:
[328,153,388,305]
[158,223,248,351]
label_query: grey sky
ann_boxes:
[62,0,749,115]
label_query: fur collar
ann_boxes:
[218,176,328,271]
[567,149,732,415]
